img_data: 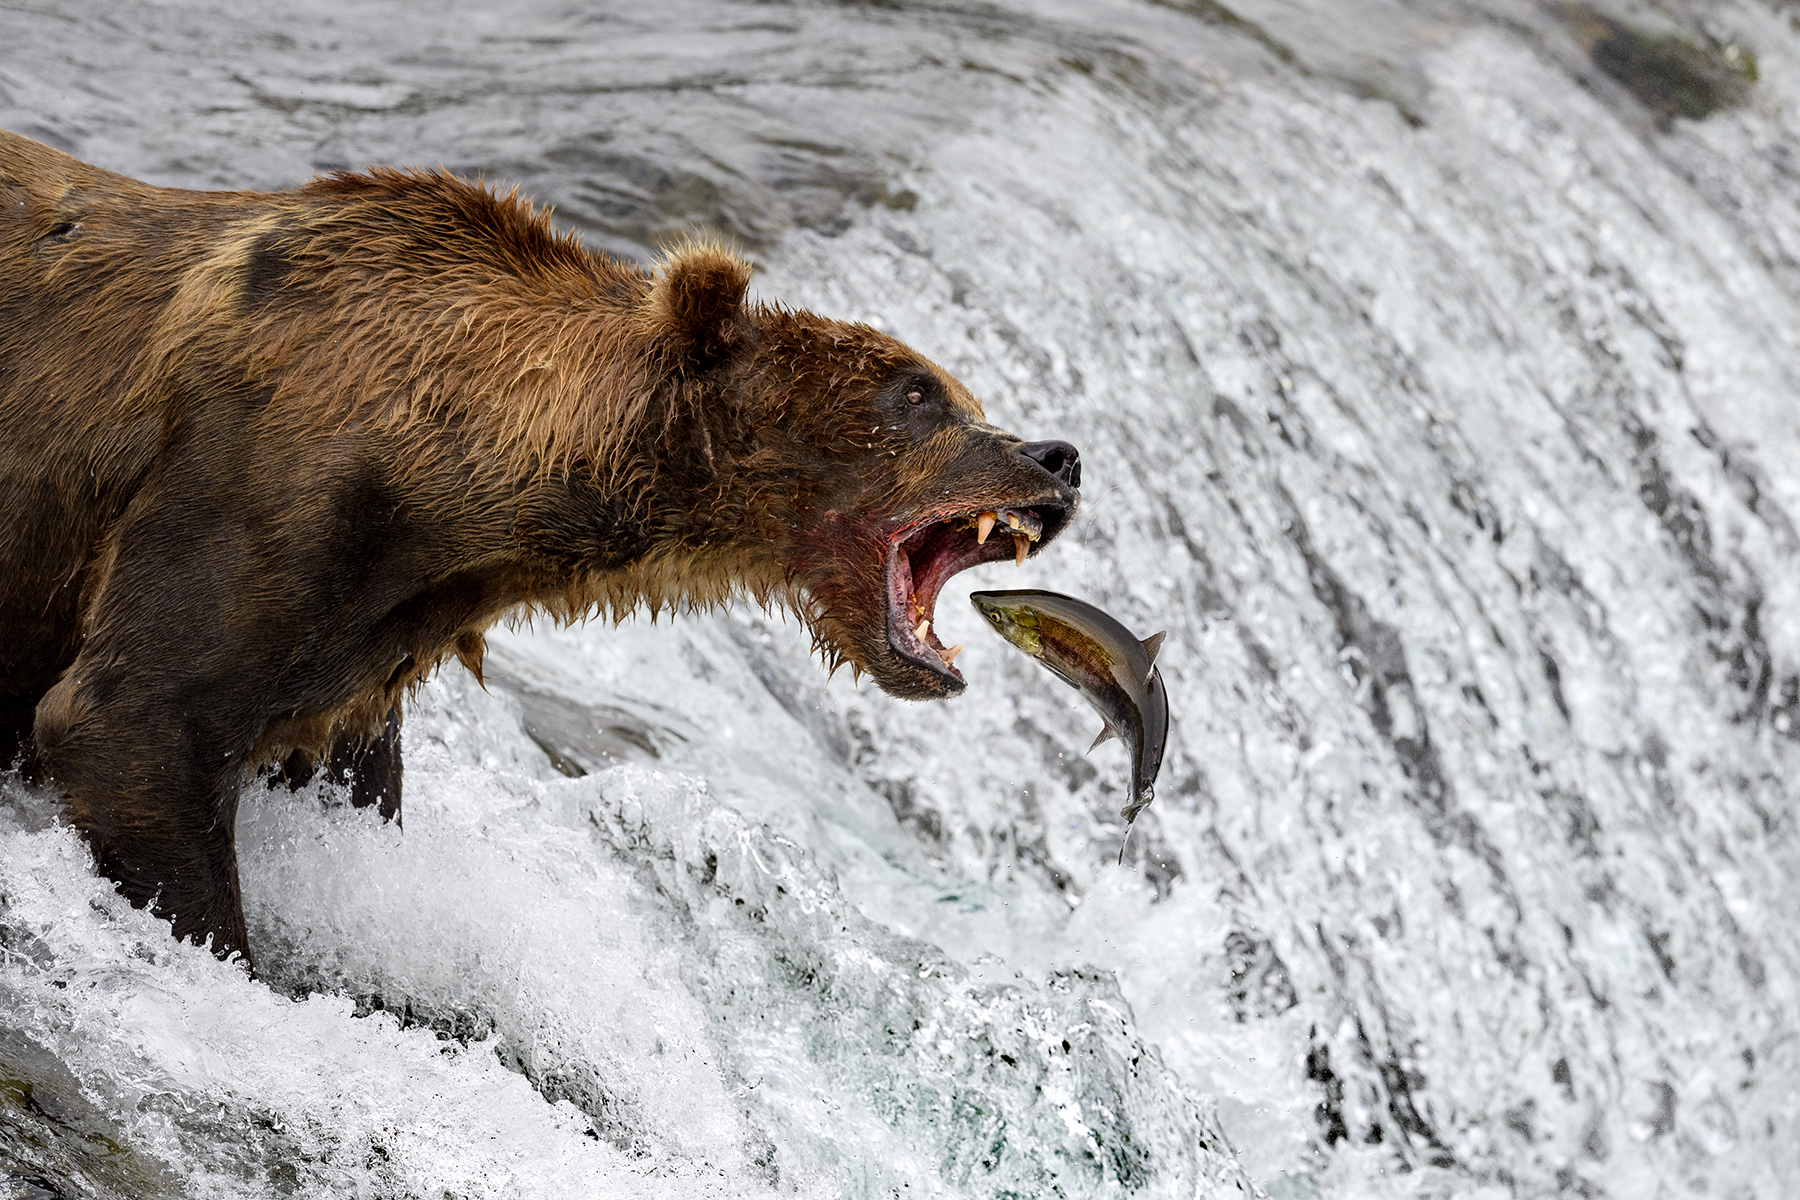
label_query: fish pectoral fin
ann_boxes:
[1141,630,1166,668]
[1088,722,1121,753]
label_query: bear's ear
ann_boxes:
[647,243,753,367]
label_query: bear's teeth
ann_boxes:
[1013,531,1030,565]
[1006,512,1022,531]
[915,617,931,641]
[976,512,997,545]
[940,643,963,665]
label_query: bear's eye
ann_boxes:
[906,388,924,405]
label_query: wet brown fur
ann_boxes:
[0,130,1077,962]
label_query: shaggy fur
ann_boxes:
[0,129,1080,962]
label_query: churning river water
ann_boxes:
[3,0,1799,1196]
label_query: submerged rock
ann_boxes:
[1559,2,1756,123]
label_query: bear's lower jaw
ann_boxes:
[871,653,969,701]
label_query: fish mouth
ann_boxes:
[885,496,1075,690]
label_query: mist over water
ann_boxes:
[4,1,1800,1196]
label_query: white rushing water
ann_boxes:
[4,1,1800,1196]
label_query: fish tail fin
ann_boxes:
[1120,785,1154,825]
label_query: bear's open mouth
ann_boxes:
[886,498,1074,683]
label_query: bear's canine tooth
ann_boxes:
[976,512,997,545]
[915,617,930,641]
[1013,531,1029,565]
[940,643,963,665]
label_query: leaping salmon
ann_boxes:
[969,589,1168,844]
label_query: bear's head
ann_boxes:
[644,246,1082,701]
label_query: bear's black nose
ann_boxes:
[1018,440,1080,488]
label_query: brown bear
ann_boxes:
[0,130,1080,964]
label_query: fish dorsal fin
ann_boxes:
[1088,723,1121,753]
[1141,630,1166,668]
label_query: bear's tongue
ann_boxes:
[895,550,961,669]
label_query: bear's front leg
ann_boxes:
[34,662,257,963]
